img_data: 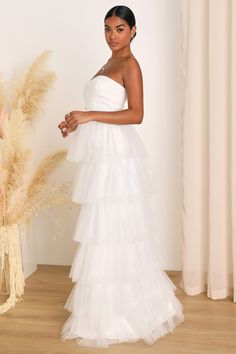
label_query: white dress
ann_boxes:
[60,75,184,348]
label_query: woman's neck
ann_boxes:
[111,46,133,59]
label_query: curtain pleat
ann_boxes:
[231,0,236,303]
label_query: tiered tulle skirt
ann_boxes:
[61,121,184,348]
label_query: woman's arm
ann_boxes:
[60,58,143,135]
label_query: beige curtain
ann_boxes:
[180,0,236,302]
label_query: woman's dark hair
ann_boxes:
[104,5,136,41]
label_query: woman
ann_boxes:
[59,5,184,348]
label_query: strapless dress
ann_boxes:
[60,75,184,348]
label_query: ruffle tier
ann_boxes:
[66,121,148,163]
[70,155,156,204]
[71,198,157,244]
[61,266,184,348]
[69,238,163,284]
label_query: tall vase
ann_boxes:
[0,223,25,314]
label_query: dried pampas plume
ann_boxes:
[0,73,7,111]
[0,51,71,314]
[10,50,56,121]
[27,150,67,199]
[0,74,8,139]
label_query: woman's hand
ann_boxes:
[58,120,68,138]
[58,111,91,138]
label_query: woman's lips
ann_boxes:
[110,42,118,46]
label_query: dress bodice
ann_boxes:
[66,74,147,163]
[84,75,127,111]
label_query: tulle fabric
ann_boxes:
[61,76,184,348]
[66,119,148,163]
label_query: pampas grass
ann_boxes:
[10,50,56,121]
[0,73,7,111]
[0,51,70,225]
[0,51,70,314]
[0,74,8,139]
[27,150,67,199]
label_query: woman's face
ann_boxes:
[104,15,136,51]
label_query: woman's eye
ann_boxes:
[117,28,124,32]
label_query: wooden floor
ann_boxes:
[0,265,236,354]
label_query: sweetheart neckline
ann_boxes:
[90,75,126,90]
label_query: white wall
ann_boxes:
[1,0,182,270]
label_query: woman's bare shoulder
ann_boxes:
[121,54,140,68]
[122,55,142,83]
